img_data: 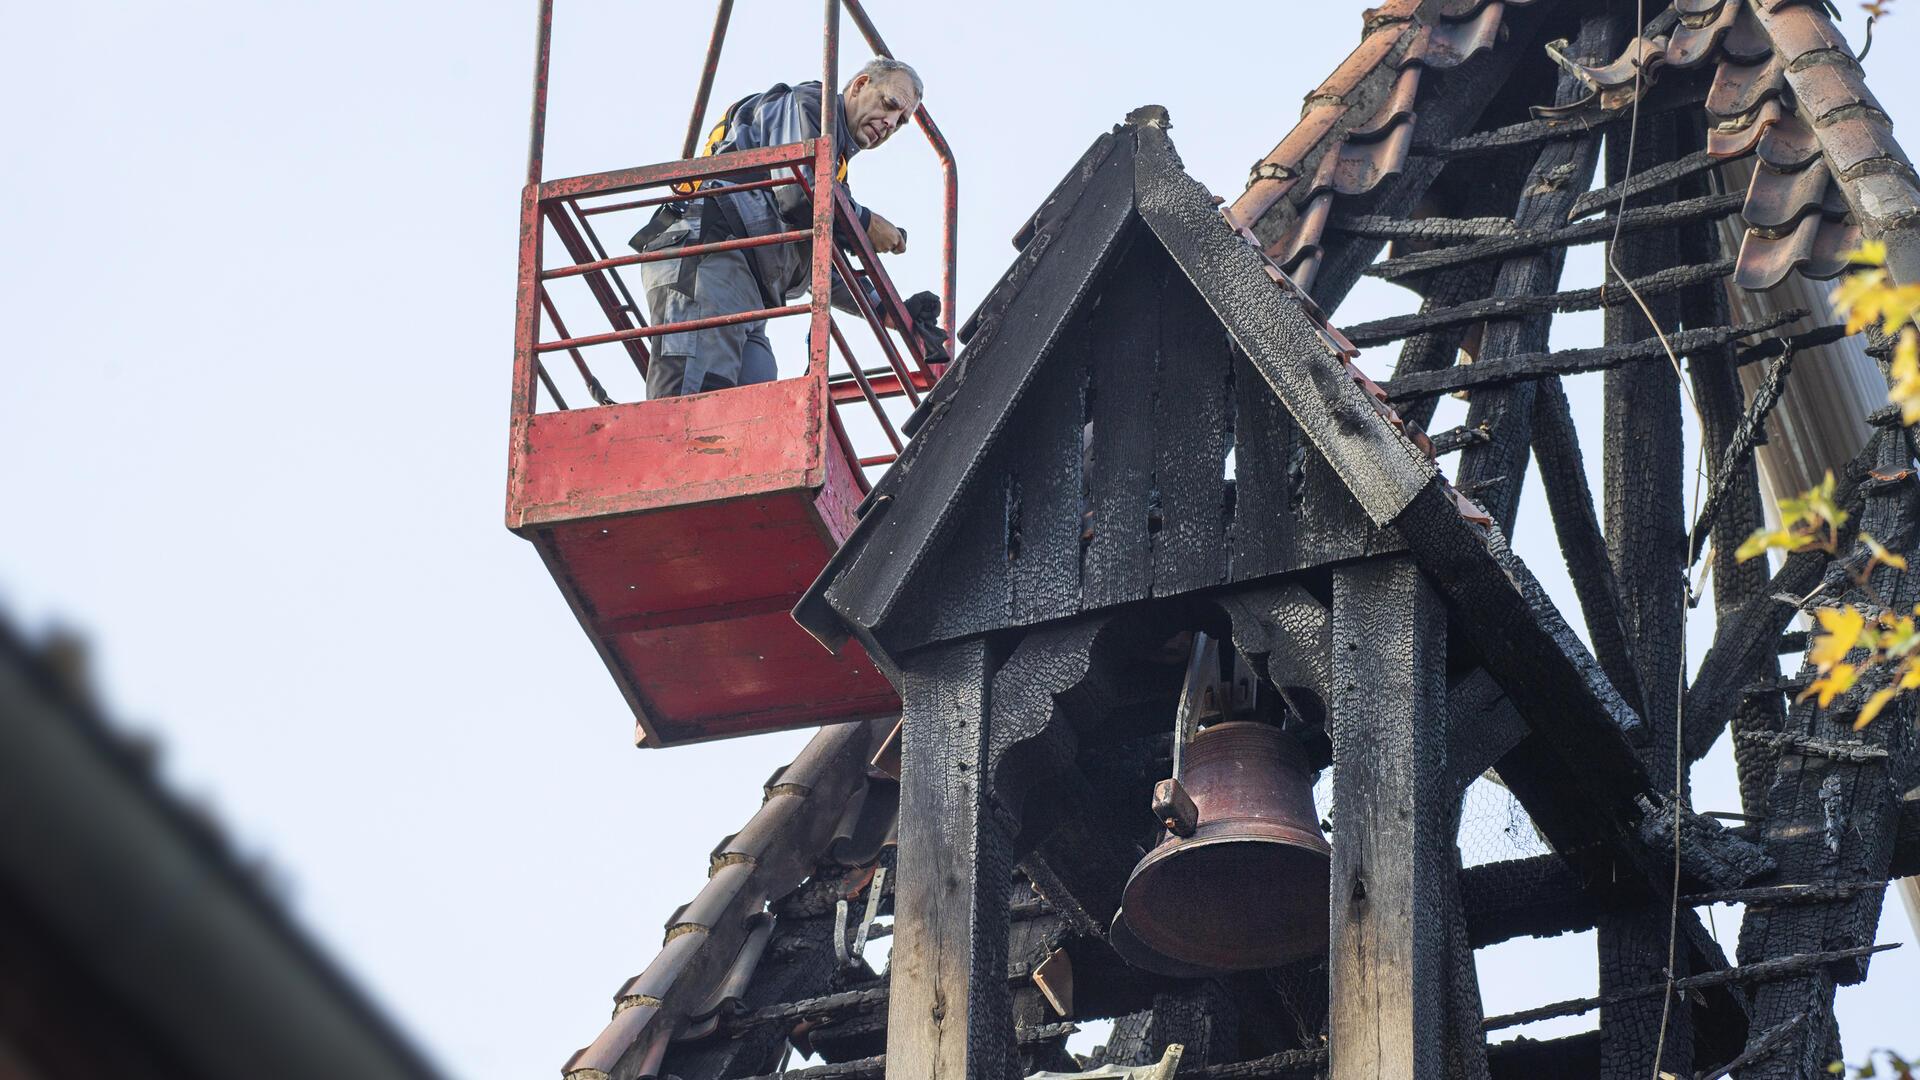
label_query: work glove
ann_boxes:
[903,290,950,364]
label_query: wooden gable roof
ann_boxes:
[797,110,1453,662]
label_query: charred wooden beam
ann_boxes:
[1183,1047,1328,1078]
[1343,258,1734,348]
[1450,12,1622,534]
[1732,433,1920,1079]
[1326,214,1517,242]
[1482,944,1896,1031]
[1461,852,1598,948]
[1569,148,1722,220]
[1533,379,1647,716]
[1682,881,1889,908]
[1736,730,1891,764]
[1697,1012,1814,1080]
[1464,864,1913,950]
[1387,261,1501,430]
[1488,1032,1600,1080]
[1380,311,1807,404]
[1410,78,1709,160]
[1689,288,1789,580]
[1430,422,1492,457]
[1597,108,1694,1080]
[1733,323,1852,366]
[1367,192,1745,282]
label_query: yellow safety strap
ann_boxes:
[671,114,850,195]
[672,118,732,195]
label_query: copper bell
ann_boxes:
[1112,721,1330,974]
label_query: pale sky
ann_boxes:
[3,4,1915,1078]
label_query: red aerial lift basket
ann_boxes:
[505,0,954,747]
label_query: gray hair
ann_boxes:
[848,57,923,101]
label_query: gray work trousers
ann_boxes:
[638,243,778,398]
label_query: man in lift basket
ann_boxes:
[631,57,946,398]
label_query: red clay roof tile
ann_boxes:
[1735,210,1860,289]
[1706,54,1787,119]
[1754,108,1822,169]
[1709,96,1786,159]
[1351,66,1425,139]
[1407,2,1506,69]
[1721,2,1774,62]
[1742,157,1842,231]
[1820,113,1914,184]
[1668,0,1740,67]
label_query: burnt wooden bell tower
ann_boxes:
[796,111,1761,1080]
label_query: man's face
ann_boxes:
[845,72,918,150]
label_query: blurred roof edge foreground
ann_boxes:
[0,613,446,1080]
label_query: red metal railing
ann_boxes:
[510,0,955,483]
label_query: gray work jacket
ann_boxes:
[639,81,875,311]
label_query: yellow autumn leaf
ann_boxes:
[1801,662,1858,707]
[1863,532,1910,571]
[1900,661,1920,690]
[1877,284,1920,335]
[1736,526,1790,562]
[1856,685,1899,729]
[1893,330,1920,425]
[1810,606,1867,671]
[1846,240,1889,267]
[1834,270,1889,334]
[1877,614,1919,656]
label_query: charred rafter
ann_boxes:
[1379,311,1807,404]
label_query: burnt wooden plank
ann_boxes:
[1225,348,1298,581]
[1329,558,1454,1080]
[1387,261,1501,432]
[961,134,1122,344]
[1008,329,1090,625]
[1296,445,1400,570]
[903,469,1015,648]
[1150,270,1233,596]
[886,640,1015,1080]
[1082,242,1163,610]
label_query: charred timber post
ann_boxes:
[1598,105,1694,1080]
[884,640,1015,1080]
[1329,558,1459,1079]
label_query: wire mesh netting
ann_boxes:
[1310,769,1551,868]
